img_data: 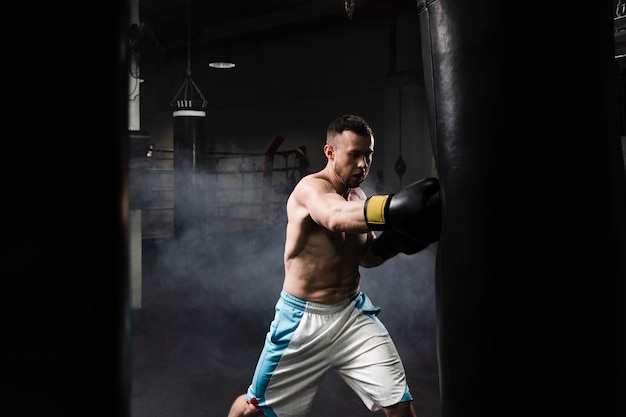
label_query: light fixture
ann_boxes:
[209,40,236,69]
[170,2,207,111]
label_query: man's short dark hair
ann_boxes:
[326,114,373,145]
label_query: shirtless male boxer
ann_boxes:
[227,114,440,417]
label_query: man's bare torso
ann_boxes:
[282,176,369,304]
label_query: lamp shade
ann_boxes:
[209,47,235,69]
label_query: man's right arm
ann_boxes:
[291,175,442,243]
[293,177,370,234]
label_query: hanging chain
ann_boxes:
[398,84,403,155]
[186,3,192,75]
[170,2,207,109]
[394,84,407,183]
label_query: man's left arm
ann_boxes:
[361,229,430,267]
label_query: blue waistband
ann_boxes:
[279,290,357,314]
[279,290,380,316]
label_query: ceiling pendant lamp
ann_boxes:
[209,40,236,69]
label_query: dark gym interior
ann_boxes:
[10,1,626,417]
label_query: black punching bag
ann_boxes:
[417,1,626,416]
[173,107,207,236]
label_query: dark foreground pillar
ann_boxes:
[417,1,626,416]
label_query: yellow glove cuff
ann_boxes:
[364,194,390,228]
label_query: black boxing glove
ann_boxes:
[371,230,430,260]
[364,177,441,243]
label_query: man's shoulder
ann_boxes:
[295,172,331,190]
[349,187,367,201]
[288,173,334,208]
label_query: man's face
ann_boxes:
[331,130,374,188]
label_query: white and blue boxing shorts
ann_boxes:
[245,290,413,417]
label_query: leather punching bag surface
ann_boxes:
[173,110,207,236]
[417,1,626,416]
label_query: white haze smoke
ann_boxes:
[134,165,441,417]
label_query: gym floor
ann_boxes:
[131,228,441,417]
